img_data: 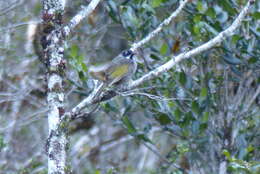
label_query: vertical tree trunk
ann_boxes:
[41,0,67,173]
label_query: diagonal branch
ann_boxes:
[68,0,255,120]
[62,0,102,37]
[131,0,189,52]
[130,0,254,89]
[68,0,189,118]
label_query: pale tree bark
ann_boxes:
[41,0,102,173]
[42,0,67,174]
[40,0,255,173]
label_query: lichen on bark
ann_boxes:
[42,0,68,174]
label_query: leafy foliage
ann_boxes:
[0,0,259,173]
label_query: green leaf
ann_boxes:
[121,116,137,134]
[199,123,208,132]
[0,135,6,150]
[101,102,118,113]
[252,12,260,20]
[81,63,88,72]
[174,108,182,121]
[180,112,194,127]
[136,133,153,144]
[156,113,172,125]
[201,111,209,122]
[206,8,216,19]
[106,0,119,22]
[231,34,242,45]
[150,54,161,60]
[193,24,201,35]
[168,101,175,108]
[223,149,231,160]
[191,101,200,115]
[151,0,163,8]
[141,4,156,14]
[219,0,236,15]
[247,145,254,153]
[197,1,203,12]
[202,22,218,35]
[199,87,208,101]
[70,44,79,58]
[121,117,153,144]
[160,43,168,55]
[78,71,86,81]
[193,14,202,23]
[248,57,257,64]
[95,170,101,174]
[179,72,187,86]
[77,54,84,62]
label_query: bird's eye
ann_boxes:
[122,50,133,57]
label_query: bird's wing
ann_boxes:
[89,64,109,82]
[107,63,129,85]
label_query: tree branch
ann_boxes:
[42,0,67,173]
[0,0,24,16]
[68,0,255,120]
[131,0,189,52]
[68,0,189,119]
[130,0,254,89]
[62,0,102,37]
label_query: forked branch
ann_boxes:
[69,0,255,119]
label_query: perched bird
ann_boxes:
[89,49,137,88]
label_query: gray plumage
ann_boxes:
[89,50,137,87]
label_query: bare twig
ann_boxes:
[0,109,47,133]
[0,20,41,32]
[246,85,260,110]
[131,0,189,52]
[62,0,102,37]
[141,141,186,172]
[117,91,192,101]
[70,82,104,117]
[72,104,100,119]
[0,0,24,16]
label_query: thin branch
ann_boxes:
[83,135,133,158]
[62,0,102,37]
[67,0,188,119]
[67,0,254,120]
[141,141,186,172]
[117,91,192,101]
[130,0,254,89]
[246,85,260,110]
[0,20,42,32]
[104,0,254,98]
[0,0,24,16]
[70,82,104,117]
[131,0,189,52]
[72,104,100,119]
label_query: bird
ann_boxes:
[89,49,137,88]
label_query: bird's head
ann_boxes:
[122,49,135,60]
